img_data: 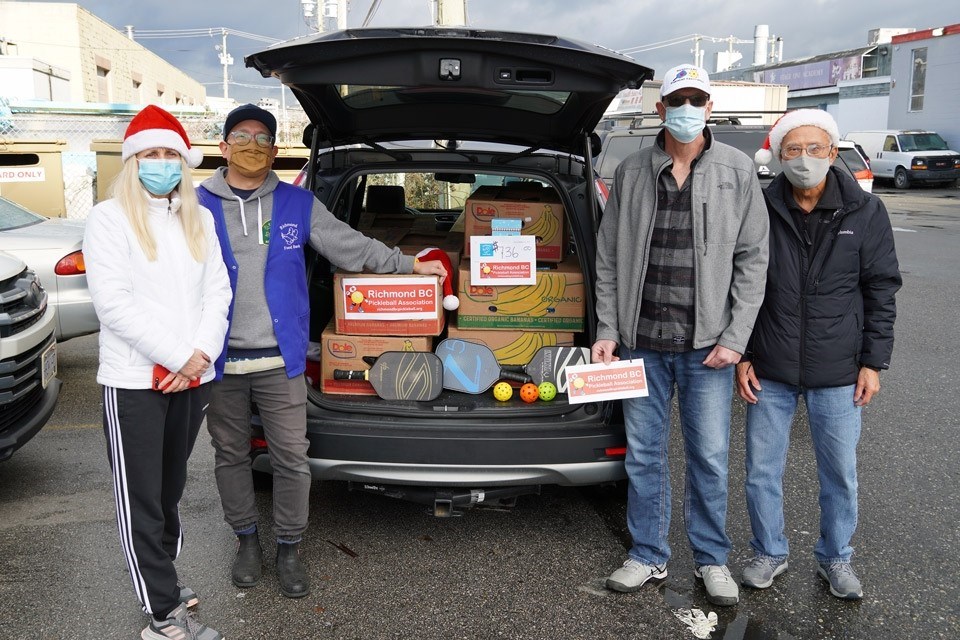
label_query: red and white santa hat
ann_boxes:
[415,247,459,311]
[754,109,840,166]
[121,105,203,167]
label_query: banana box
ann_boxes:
[456,256,585,331]
[333,271,445,336]
[462,185,566,262]
[319,320,433,395]
[445,321,574,366]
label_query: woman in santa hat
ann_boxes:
[83,105,231,640]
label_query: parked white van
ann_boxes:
[845,130,960,189]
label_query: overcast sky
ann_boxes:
[14,0,960,105]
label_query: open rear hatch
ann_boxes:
[245,27,653,154]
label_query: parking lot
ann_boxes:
[0,186,958,639]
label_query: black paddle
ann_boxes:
[333,351,443,401]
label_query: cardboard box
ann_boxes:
[463,185,566,262]
[334,271,445,336]
[319,321,433,395]
[456,256,585,331]
[445,321,575,365]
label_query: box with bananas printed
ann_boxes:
[456,257,585,331]
[462,185,566,263]
[446,321,575,366]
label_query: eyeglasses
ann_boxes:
[781,143,834,160]
[227,131,275,148]
[664,94,709,108]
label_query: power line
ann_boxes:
[128,27,280,44]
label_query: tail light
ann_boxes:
[54,251,85,275]
[594,178,609,210]
[604,446,627,458]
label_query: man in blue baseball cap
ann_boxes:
[197,103,447,599]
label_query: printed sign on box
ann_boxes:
[470,235,536,286]
[333,271,444,336]
[341,276,438,320]
[564,359,649,404]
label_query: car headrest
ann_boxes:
[365,185,406,213]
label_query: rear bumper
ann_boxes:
[252,454,626,487]
[254,411,627,487]
[52,285,99,342]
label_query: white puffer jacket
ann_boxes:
[84,193,232,389]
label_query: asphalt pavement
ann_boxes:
[0,185,957,640]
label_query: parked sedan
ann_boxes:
[0,196,98,341]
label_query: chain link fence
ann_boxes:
[0,108,309,219]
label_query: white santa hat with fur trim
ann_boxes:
[121,105,203,168]
[754,109,841,167]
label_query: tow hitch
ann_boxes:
[348,483,541,517]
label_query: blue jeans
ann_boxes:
[621,346,734,567]
[745,379,862,564]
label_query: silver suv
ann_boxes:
[0,250,59,461]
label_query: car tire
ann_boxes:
[894,167,910,190]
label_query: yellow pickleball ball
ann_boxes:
[350,290,364,305]
[538,382,557,401]
[492,382,513,402]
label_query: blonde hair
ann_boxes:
[111,155,207,262]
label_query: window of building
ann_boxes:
[157,83,166,104]
[95,55,112,103]
[96,66,110,103]
[910,47,927,112]
[131,72,143,104]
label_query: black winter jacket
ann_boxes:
[747,167,902,388]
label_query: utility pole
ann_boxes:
[691,34,704,68]
[434,0,467,26]
[215,29,233,99]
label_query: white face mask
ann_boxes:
[780,155,831,189]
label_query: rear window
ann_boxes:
[337,85,571,115]
[838,147,868,173]
[597,134,656,177]
[0,197,44,231]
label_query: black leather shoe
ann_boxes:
[276,542,310,598]
[231,531,263,588]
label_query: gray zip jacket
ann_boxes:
[595,130,769,354]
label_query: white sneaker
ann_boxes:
[694,564,739,606]
[605,558,668,593]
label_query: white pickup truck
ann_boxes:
[0,250,60,462]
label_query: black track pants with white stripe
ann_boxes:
[102,383,211,617]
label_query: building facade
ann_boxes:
[0,2,205,106]
[887,24,960,149]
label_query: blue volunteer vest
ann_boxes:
[198,181,314,380]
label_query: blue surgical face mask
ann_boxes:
[138,159,182,196]
[663,103,707,143]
